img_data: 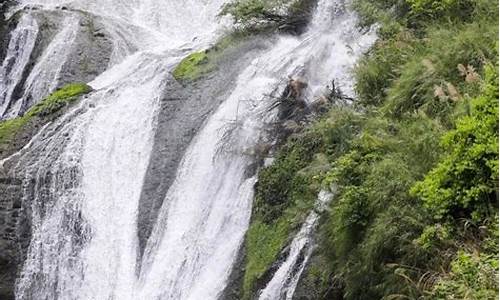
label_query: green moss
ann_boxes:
[243,218,290,299]
[243,191,320,299]
[241,127,328,298]
[0,117,30,146]
[172,31,250,82]
[0,83,92,146]
[172,51,210,81]
[26,83,92,117]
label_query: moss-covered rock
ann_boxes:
[25,83,92,117]
[172,51,210,81]
[0,83,92,156]
[172,32,252,82]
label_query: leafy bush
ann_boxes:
[254,129,322,222]
[406,0,475,21]
[243,0,499,298]
[220,0,312,32]
[411,65,499,221]
[383,20,497,120]
[243,109,362,298]
[430,250,498,299]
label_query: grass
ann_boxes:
[240,0,499,298]
[243,217,291,299]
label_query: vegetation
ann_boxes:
[172,51,210,81]
[220,0,313,33]
[0,83,91,148]
[172,31,252,82]
[243,130,324,298]
[244,0,498,298]
[173,0,314,82]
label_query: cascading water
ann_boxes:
[1,0,376,299]
[0,13,38,117]
[0,9,81,119]
[15,13,80,116]
[7,0,231,299]
[253,1,377,298]
[259,191,333,300]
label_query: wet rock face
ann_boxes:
[0,96,88,299]
[56,12,113,87]
[0,1,14,63]
[136,37,269,261]
[0,173,24,300]
[221,244,247,300]
[0,32,269,298]
[292,245,344,300]
[0,8,113,298]
[1,7,113,117]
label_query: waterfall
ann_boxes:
[9,0,231,299]
[258,191,333,300]
[2,0,376,299]
[0,10,81,119]
[255,1,377,298]
[0,13,38,118]
[16,14,80,116]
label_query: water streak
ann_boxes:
[0,13,38,117]
[259,191,333,300]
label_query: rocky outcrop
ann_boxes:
[0,172,24,300]
[0,1,15,63]
[1,7,113,118]
[55,12,113,87]
[0,7,113,296]
[0,90,92,299]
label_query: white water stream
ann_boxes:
[2,0,376,299]
[0,13,38,118]
[259,191,333,300]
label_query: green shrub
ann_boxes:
[220,0,310,31]
[352,0,410,27]
[254,129,323,222]
[411,65,499,221]
[383,19,498,121]
[242,0,499,298]
[430,250,498,299]
[354,29,418,107]
[406,0,475,21]
[221,0,270,25]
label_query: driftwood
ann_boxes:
[328,79,353,102]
